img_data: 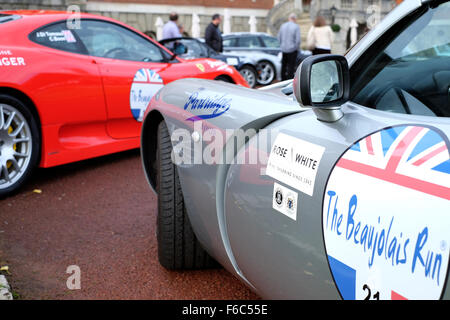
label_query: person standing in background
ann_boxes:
[307,16,334,55]
[162,12,182,40]
[277,13,301,81]
[205,14,223,52]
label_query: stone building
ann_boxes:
[309,0,398,53]
[1,0,399,53]
[0,0,273,38]
[266,0,398,53]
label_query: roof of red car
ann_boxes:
[2,10,80,15]
[0,9,106,20]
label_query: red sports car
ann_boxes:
[0,10,248,197]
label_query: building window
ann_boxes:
[341,0,355,9]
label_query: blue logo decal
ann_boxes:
[183,91,231,121]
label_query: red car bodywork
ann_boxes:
[0,10,248,168]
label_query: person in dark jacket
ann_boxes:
[205,14,223,52]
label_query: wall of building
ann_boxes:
[90,0,273,10]
[0,0,77,11]
[310,0,397,53]
[0,0,270,36]
[86,1,269,36]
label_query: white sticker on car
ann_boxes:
[0,50,25,67]
[206,60,233,73]
[130,68,164,122]
[266,133,325,196]
[35,30,77,42]
[272,182,298,221]
[0,57,26,67]
[323,125,450,300]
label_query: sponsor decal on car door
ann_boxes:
[323,125,450,300]
[130,68,164,122]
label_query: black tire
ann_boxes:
[156,121,217,270]
[0,94,40,198]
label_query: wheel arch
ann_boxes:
[214,74,235,83]
[0,86,42,162]
[240,63,257,72]
[0,87,41,129]
[140,109,164,194]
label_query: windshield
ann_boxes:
[352,1,450,117]
[162,39,208,59]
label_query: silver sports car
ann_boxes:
[141,0,450,300]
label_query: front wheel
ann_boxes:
[0,95,40,198]
[155,121,217,270]
[256,61,275,85]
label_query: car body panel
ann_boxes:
[143,79,302,275]
[0,10,248,168]
[225,103,450,299]
[141,0,450,299]
[145,74,450,299]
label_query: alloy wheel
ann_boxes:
[256,61,275,85]
[0,103,32,190]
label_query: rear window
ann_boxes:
[0,14,21,24]
[223,37,237,47]
[29,22,88,54]
[261,36,280,48]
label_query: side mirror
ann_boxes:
[293,54,350,122]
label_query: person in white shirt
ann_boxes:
[162,12,182,41]
[307,16,334,55]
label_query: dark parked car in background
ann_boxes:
[222,32,311,80]
[160,37,259,87]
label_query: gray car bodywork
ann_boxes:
[141,0,450,299]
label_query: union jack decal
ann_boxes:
[132,68,163,83]
[130,68,164,122]
[336,125,450,200]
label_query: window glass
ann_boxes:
[179,39,208,57]
[29,22,86,54]
[162,39,207,58]
[75,20,165,62]
[238,36,262,48]
[261,36,280,48]
[223,38,237,47]
[352,2,450,117]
